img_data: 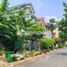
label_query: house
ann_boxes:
[37,17,45,26]
[11,3,42,50]
[45,23,59,39]
[10,3,36,20]
[37,17,52,38]
[52,27,59,39]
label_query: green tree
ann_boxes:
[0,0,45,52]
[48,18,58,31]
[59,2,67,42]
[47,18,58,40]
[0,0,8,12]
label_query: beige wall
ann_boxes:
[53,28,59,38]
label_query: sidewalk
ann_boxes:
[0,49,57,67]
[9,50,55,67]
[0,61,9,67]
[9,53,45,67]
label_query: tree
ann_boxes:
[0,0,8,12]
[0,0,45,52]
[48,18,58,31]
[59,2,67,42]
[47,18,58,39]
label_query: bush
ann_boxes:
[58,42,64,48]
[0,50,5,55]
[65,41,67,47]
[40,38,55,51]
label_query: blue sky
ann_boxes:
[0,0,67,22]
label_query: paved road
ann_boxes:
[14,48,67,67]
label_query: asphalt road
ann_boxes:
[14,48,67,67]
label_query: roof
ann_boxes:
[10,3,35,14]
[37,17,45,25]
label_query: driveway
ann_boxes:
[14,48,67,67]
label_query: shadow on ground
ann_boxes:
[56,52,67,56]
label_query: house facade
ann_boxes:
[11,3,36,20]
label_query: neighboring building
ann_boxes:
[22,3,35,15]
[45,23,59,39]
[37,17,45,25]
[37,17,59,39]
[11,3,41,50]
[37,17,52,38]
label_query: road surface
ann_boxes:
[14,48,67,67]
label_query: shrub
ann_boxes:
[0,50,5,55]
[40,38,55,51]
[58,42,64,48]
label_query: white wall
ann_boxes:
[45,30,52,38]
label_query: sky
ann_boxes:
[0,0,67,22]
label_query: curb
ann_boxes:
[9,50,56,67]
[9,53,45,67]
